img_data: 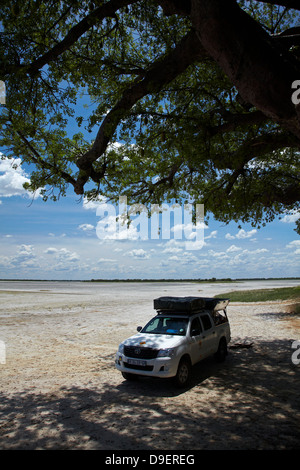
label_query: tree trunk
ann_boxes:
[190,0,300,140]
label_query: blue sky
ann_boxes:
[0,85,299,280]
[0,154,299,280]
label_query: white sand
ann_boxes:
[0,281,299,450]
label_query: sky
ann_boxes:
[0,77,299,281]
[0,154,299,280]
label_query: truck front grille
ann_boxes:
[124,362,154,371]
[124,346,159,359]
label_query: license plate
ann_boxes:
[127,359,147,366]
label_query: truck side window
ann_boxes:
[201,314,212,331]
[190,317,202,336]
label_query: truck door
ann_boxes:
[189,316,204,364]
[199,313,216,358]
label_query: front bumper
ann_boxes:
[115,352,179,378]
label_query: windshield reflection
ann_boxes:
[141,316,188,336]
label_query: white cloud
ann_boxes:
[225,228,257,240]
[243,248,268,254]
[127,249,150,259]
[17,244,35,257]
[44,247,58,254]
[159,260,169,267]
[228,253,246,266]
[82,195,107,210]
[286,240,300,254]
[161,239,184,253]
[98,258,117,263]
[0,255,11,267]
[280,210,300,224]
[171,224,185,237]
[163,246,183,254]
[236,229,257,239]
[209,250,228,258]
[17,244,34,254]
[226,244,242,253]
[225,233,235,240]
[179,252,198,264]
[44,247,79,262]
[96,212,143,240]
[205,230,217,239]
[78,224,95,231]
[0,156,32,198]
[7,244,37,268]
[57,248,80,262]
[286,240,300,248]
[171,221,207,240]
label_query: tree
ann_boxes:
[0,0,300,232]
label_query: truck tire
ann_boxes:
[215,338,227,362]
[122,372,139,381]
[174,357,192,388]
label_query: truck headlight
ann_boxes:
[118,344,124,354]
[157,348,176,358]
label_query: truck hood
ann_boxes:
[122,333,184,350]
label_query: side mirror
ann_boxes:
[191,328,200,337]
[137,326,142,332]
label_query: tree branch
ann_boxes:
[207,110,268,137]
[74,29,209,193]
[272,27,300,48]
[20,0,140,76]
[222,131,300,195]
[271,182,300,205]
[158,0,191,16]
[190,0,300,140]
[254,0,300,11]
[16,130,77,188]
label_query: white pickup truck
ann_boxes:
[115,296,231,387]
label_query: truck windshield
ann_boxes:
[141,316,188,336]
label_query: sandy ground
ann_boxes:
[0,281,299,450]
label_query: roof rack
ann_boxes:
[153,296,230,315]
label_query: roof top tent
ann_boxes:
[153,296,230,315]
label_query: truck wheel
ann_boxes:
[122,372,138,381]
[174,358,191,388]
[215,338,227,363]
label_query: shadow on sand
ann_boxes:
[0,338,299,450]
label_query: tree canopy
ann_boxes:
[1,0,300,232]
